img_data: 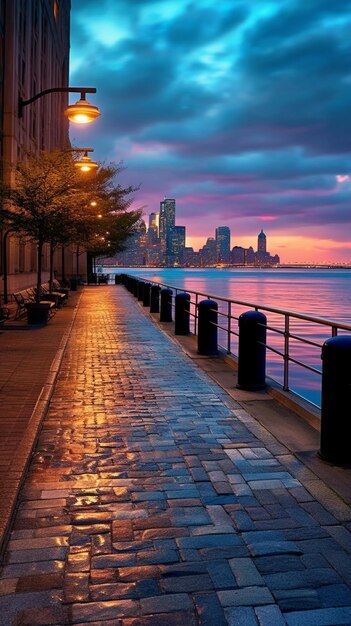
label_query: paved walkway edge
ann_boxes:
[0,294,83,560]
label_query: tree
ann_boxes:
[69,161,143,277]
[0,151,142,302]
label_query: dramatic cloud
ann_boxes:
[70,0,351,262]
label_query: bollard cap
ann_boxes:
[239,310,267,323]
[176,292,190,299]
[322,335,351,357]
[198,298,218,309]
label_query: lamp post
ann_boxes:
[18,87,101,123]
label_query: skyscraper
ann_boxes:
[215,226,231,263]
[148,212,159,244]
[159,198,176,258]
[172,226,186,263]
[257,229,267,254]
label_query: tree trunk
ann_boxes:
[76,244,79,279]
[61,244,65,282]
[36,239,43,303]
[49,240,54,292]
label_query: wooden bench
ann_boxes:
[40,282,67,307]
[52,279,70,299]
[13,288,56,320]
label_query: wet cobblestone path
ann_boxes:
[1,286,351,625]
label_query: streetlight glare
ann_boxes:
[74,150,98,173]
[65,97,101,124]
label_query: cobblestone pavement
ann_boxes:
[1,286,351,625]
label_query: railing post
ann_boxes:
[198,299,218,355]
[160,288,173,322]
[143,282,151,307]
[150,285,161,313]
[175,292,190,335]
[227,301,231,354]
[137,281,145,301]
[237,310,266,390]
[319,336,351,464]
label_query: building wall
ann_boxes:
[0,0,86,299]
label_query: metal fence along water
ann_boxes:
[117,272,351,412]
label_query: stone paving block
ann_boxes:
[230,509,256,531]
[274,587,320,611]
[140,592,193,614]
[176,533,242,550]
[0,560,65,579]
[193,591,227,626]
[71,599,139,623]
[160,573,213,593]
[224,606,259,626]
[218,585,274,607]
[325,525,351,553]
[63,572,90,603]
[136,549,179,565]
[16,573,63,593]
[229,558,264,586]
[123,612,196,626]
[324,550,351,585]
[284,606,351,625]
[6,546,68,563]
[264,567,342,591]
[254,604,287,626]
[255,554,305,574]
[248,541,302,557]
[14,605,70,625]
[206,559,237,589]
[317,583,351,607]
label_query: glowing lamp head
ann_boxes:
[65,97,101,124]
[74,152,98,173]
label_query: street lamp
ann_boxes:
[74,149,98,173]
[18,87,101,123]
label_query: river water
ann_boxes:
[101,266,351,409]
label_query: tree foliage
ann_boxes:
[0,150,143,301]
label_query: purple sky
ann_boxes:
[69,0,351,263]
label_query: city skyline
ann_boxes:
[112,197,280,267]
[70,1,351,264]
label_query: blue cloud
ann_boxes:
[69,0,351,257]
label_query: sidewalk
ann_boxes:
[1,286,351,625]
[0,291,81,552]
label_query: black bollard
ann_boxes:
[143,282,151,307]
[150,285,161,313]
[137,281,145,301]
[175,292,190,335]
[132,279,139,297]
[237,310,266,390]
[114,274,122,284]
[198,299,218,355]
[160,288,173,322]
[320,336,351,464]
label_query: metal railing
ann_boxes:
[120,274,351,411]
